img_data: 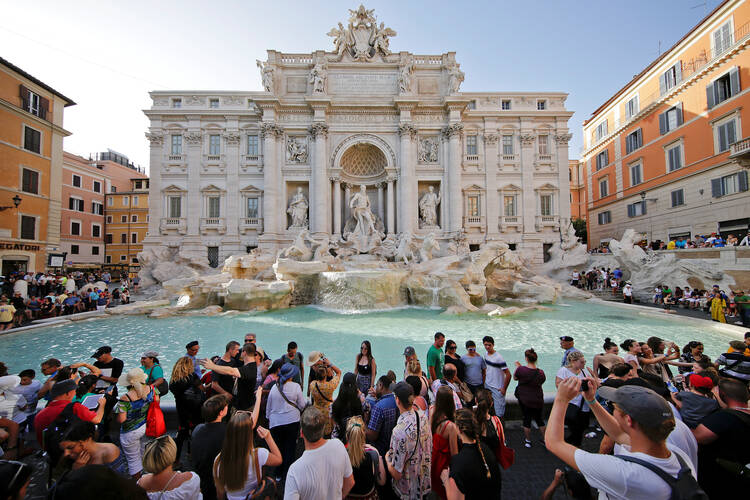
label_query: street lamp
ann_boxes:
[0,195,21,211]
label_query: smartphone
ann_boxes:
[580,379,589,392]
[105,385,116,394]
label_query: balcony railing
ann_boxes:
[537,154,552,161]
[502,154,517,161]
[729,137,750,158]
[244,154,261,162]
[159,217,186,235]
[463,215,485,231]
[166,154,184,161]
[535,215,560,231]
[163,217,183,226]
[464,154,479,162]
[201,217,224,226]
[242,217,260,226]
[203,154,224,164]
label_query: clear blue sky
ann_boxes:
[0,0,725,170]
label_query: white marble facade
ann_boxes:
[142,6,573,266]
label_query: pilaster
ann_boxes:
[483,130,500,237]
[309,122,329,237]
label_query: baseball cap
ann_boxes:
[597,385,673,427]
[92,346,111,358]
[141,351,159,359]
[403,346,416,357]
[392,381,414,405]
[560,336,574,342]
[50,379,77,399]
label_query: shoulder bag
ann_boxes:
[145,386,166,438]
[245,447,278,500]
[148,366,169,397]
[491,415,515,469]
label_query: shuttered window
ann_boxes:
[626,95,639,119]
[22,168,39,194]
[625,129,643,154]
[627,201,647,218]
[706,67,740,109]
[630,163,643,186]
[659,62,682,95]
[596,150,609,170]
[597,211,611,225]
[712,21,733,57]
[599,178,609,198]
[717,119,737,152]
[595,121,608,141]
[20,216,35,240]
[659,104,683,135]
[712,171,749,197]
[19,85,49,119]
[671,189,685,207]
[667,144,683,172]
[23,126,41,154]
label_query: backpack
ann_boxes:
[42,403,83,468]
[615,453,709,500]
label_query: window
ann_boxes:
[21,168,39,194]
[660,62,682,94]
[120,233,127,243]
[171,135,182,155]
[71,245,79,255]
[106,255,111,264]
[71,221,80,236]
[19,87,45,118]
[107,197,113,207]
[538,135,549,155]
[467,100,476,110]
[659,104,683,135]
[707,67,740,109]
[625,129,643,154]
[91,224,100,238]
[207,196,221,218]
[110,186,116,193]
[626,95,639,119]
[131,233,137,244]
[106,216,112,223]
[172,98,182,108]
[23,126,41,154]
[20,215,35,239]
[92,246,99,255]
[595,121,608,141]
[122,196,129,206]
[132,257,138,264]
[537,100,546,110]
[627,201,647,217]
[712,20,733,57]
[121,215,127,223]
[712,171,749,197]
[105,234,112,244]
[599,178,609,198]
[501,100,511,110]
[135,180,142,189]
[209,134,221,155]
[597,211,611,225]
[131,215,138,222]
[467,195,480,217]
[120,255,126,261]
[133,196,139,206]
[169,196,182,218]
[540,194,553,216]
[596,150,609,170]
[92,202,103,215]
[209,98,219,108]
[68,198,84,211]
[503,195,517,216]
[630,163,643,186]
[247,135,259,156]
[207,247,220,268]
[72,174,81,188]
[93,180,101,193]
[246,197,258,218]
[666,143,683,172]
[502,135,513,155]
[466,136,478,155]
[671,189,685,207]
[716,117,737,153]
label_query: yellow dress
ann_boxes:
[710,296,727,323]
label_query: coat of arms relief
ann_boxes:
[327,4,397,61]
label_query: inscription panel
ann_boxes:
[328,72,398,95]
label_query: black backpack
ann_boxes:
[615,453,709,500]
[42,403,83,467]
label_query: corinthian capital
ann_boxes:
[308,123,329,140]
[145,132,163,145]
[554,133,573,145]
[483,133,499,145]
[260,123,284,139]
[398,123,418,140]
[441,123,464,139]
[183,131,202,145]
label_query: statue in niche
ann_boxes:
[419,186,441,228]
[287,187,309,229]
[256,60,274,92]
[419,137,439,163]
[448,64,465,93]
[349,185,377,238]
[287,137,308,163]
[309,59,327,94]
[398,58,413,94]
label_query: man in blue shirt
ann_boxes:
[560,336,581,367]
[185,340,202,377]
[366,375,399,456]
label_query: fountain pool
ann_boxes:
[0,301,736,395]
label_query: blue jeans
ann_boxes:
[486,385,506,418]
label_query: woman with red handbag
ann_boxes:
[115,367,158,479]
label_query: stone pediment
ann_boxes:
[462,184,484,192]
[162,184,186,193]
[200,184,225,193]
[535,183,558,191]
[240,184,263,194]
[499,183,521,191]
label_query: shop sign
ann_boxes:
[0,242,41,251]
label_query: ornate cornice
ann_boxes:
[183,131,202,145]
[308,123,329,140]
[145,132,163,145]
[397,123,418,140]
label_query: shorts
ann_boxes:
[0,320,12,326]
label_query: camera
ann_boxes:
[580,379,589,392]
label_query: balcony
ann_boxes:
[537,154,552,162]
[535,215,560,232]
[202,154,225,172]
[501,154,517,161]
[463,215,485,232]
[464,154,479,163]
[200,217,226,234]
[239,217,263,234]
[159,217,186,235]
[499,216,522,232]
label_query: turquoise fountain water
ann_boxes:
[0,301,735,396]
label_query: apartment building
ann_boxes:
[582,0,750,247]
[105,178,149,278]
[0,57,75,275]
[569,160,587,221]
[61,152,106,267]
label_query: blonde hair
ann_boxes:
[406,359,422,377]
[566,351,585,368]
[345,416,366,467]
[119,367,147,396]
[143,436,177,474]
[170,356,194,383]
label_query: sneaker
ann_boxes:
[524,439,532,448]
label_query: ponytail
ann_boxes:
[455,408,490,479]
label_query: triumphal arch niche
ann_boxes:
[144,5,573,265]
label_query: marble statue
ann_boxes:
[394,232,416,264]
[327,22,351,59]
[309,59,327,94]
[398,58,413,94]
[419,232,440,262]
[287,187,309,229]
[419,186,441,228]
[373,22,396,56]
[448,64,465,93]
[349,185,377,239]
[327,4,397,61]
[256,60,274,92]
[418,137,439,163]
[280,230,313,261]
[539,222,589,281]
[287,137,308,163]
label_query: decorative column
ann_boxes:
[386,176,395,234]
[398,123,417,234]
[519,132,537,233]
[331,176,341,237]
[377,182,384,221]
[308,123,329,237]
[443,123,464,232]
[144,132,163,245]
[223,130,241,240]
[343,183,351,226]
[184,130,203,237]
[555,133,573,228]
[260,123,283,236]
[483,132,500,238]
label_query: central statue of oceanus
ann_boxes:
[343,185,384,253]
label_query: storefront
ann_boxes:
[0,241,45,276]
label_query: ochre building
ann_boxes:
[105,178,149,278]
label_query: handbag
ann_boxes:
[491,415,515,469]
[457,380,474,406]
[245,447,278,500]
[148,366,169,397]
[145,387,166,438]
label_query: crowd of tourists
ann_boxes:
[1,328,749,499]
[0,271,133,330]
[590,230,750,253]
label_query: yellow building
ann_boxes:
[0,56,74,275]
[104,178,149,278]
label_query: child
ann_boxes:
[671,372,719,428]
